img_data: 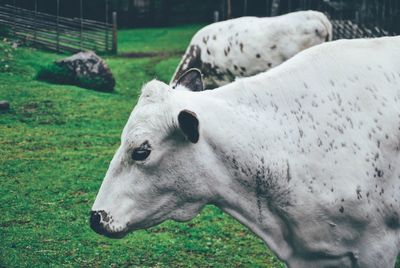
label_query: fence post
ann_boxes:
[80,0,83,51]
[112,11,117,54]
[266,0,271,16]
[34,0,37,44]
[12,0,16,35]
[227,0,231,19]
[213,10,219,22]
[382,0,386,30]
[105,0,109,52]
[56,0,60,52]
[220,0,226,20]
[271,0,280,16]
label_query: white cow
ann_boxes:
[171,10,332,89]
[91,37,400,267]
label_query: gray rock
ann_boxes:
[56,51,115,92]
[0,100,10,111]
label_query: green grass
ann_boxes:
[1,26,399,268]
[118,24,204,54]
[0,26,285,267]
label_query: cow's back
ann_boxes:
[222,36,400,199]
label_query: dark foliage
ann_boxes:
[1,0,399,35]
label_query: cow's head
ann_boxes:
[90,71,214,238]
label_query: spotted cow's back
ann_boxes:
[171,11,332,89]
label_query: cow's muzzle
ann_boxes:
[89,210,126,239]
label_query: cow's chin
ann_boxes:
[99,204,205,239]
[98,221,160,239]
[99,229,129,239]
[104,217,168,239]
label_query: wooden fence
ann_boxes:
[0,4,117,54]
[331,19,394,40]
[268,0,400,39]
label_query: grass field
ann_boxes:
[1,25,399,268]
[0,25,286,267]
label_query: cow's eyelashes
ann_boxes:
[131,141,151,161]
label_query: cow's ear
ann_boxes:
[174,69,204,92]
[178,109,199,143]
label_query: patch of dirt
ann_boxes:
[19,100,66,125]
[118,51,184,59]
[0,219,31,227]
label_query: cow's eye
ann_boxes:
[131,141,151,161]
[131,148,150,161]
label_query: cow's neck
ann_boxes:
[179,75,304,262]
[209,151,295,263]
[198,85,300,263]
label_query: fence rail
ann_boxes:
[269,0,400,39]
[0,4,117,54]
[331,19,394,40]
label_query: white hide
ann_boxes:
[92,37,400,268]
[171,10,332,89]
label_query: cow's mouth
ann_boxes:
[89,210,166,239]
[94,228,128,239]
[90,210,128,239]
[90,203,183,239]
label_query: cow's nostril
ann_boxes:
[90,210,107,235]
[89,210,125,239]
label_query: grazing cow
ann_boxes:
[171,10,332,89]
[91,37,400,268]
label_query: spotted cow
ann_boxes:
[171,10,332,89]
[91,37,400,267]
